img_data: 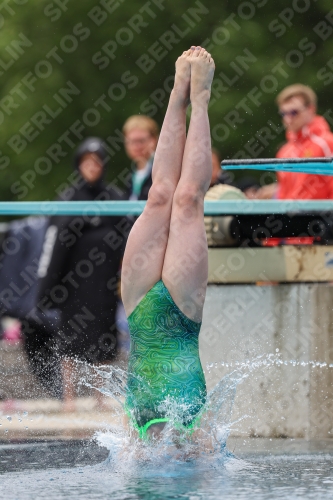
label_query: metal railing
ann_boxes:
[0,200,332,216]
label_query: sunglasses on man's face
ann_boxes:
[278,107,307,118]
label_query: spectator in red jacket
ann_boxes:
[257,84,333,199]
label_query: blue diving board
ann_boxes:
[222,157,333,175]
[0,200,332,216]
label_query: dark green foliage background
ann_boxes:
[1,0,333,200]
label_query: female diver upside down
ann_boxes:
[121,46,215,439]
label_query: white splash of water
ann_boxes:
[76,353,332,465]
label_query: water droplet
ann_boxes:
[276,348,279,352]
[6,416,12,422]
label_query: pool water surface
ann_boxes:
[1,439,333,500]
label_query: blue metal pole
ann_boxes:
[221,157,333,175]
[0,200,332,216]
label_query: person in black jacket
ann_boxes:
[122,115,159,200]
[36,137,125,411]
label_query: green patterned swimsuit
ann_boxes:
[125,280,207,438]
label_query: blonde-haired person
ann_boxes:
[123,115,159,200]
[256,83,333,200]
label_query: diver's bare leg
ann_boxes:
[162,47,215,322]
[121,49,193,316]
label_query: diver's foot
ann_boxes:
[189,46,215,107]
[171,48,193,107]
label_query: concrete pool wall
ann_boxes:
[200,283,333,440]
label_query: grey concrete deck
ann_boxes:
[0,397,121,440]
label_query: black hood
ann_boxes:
[74,137,109,171]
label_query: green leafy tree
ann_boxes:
[0,0,333,200]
